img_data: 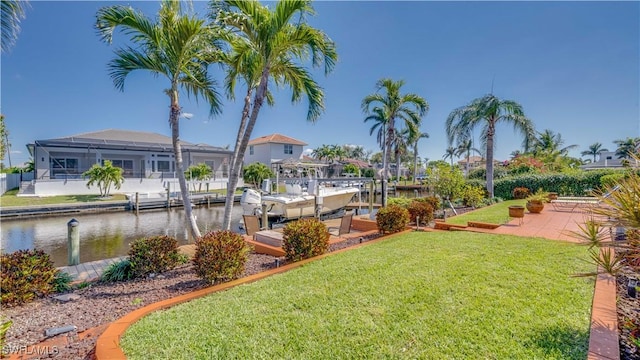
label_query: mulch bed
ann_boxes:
[617,272,640,359]
[2,234,382,360]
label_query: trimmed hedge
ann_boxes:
[466,169,625,199]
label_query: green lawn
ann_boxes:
[0,189,127,207]
[121,232,594,359]
[446,199,527,225]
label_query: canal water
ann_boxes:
[1,205,244,267]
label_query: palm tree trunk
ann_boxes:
[413,143,418,182]
[465,151,470,177]
[485,121,496,198]
[170,90,201,240]
[222,67,270,230]
[381,124,388,207]
[395,150,401,180]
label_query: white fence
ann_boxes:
[0,172,34,195]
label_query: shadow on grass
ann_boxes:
[524,325,589,359]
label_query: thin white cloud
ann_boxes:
[180,112,193,119]
[10,150,22,154]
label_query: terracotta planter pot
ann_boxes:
[508,205,525,218]
[526,201,544,213]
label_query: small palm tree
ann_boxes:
[532,129,577,156]
[614,137,640,159]
[362,79,428,205]
[446,94,535,197]
[581,142,609,163]
[211,0,337,231]
[83,160,124,197]
[442,146,457,168]
[456,138,481,176]
[408,130,429,182]
[97,1,222,239]
[243,162,274,189]
[185,163,213,192]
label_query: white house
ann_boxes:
[244,133,307,169]
[580,151,626,170]
[24,129,235,196]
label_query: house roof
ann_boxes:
[343,158,372,168]
[32,129,231,154]
[248,133,307,146]
[457,156,484,164]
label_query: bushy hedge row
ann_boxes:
[466,169,626,199]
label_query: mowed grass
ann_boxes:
[121,232,594,359]
[446,199,527,225]
[0,189,127,207]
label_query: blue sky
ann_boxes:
[2,1,639,167]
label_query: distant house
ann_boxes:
[580,151,626,170]
[24,129,234,196]
[244,133,307,169]
[457,156,485,170]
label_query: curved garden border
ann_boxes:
[95,229,410,359]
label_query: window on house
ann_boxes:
[51,158,79,177]
[103,159,134,176]
[249,145,254,155]
[157,160,172,172]
[284,144,293,155]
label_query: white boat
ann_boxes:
[240,180,359,223]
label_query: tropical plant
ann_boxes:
[96,0,222,239]
[185,163,213,192]
[362,78,428,206]
[446,94,535,198]
[391,126,414,180]
[1,0,29,53]
[428,162,465,201]
[342,163,359,176]
[581,142,609,163]
[128,235,182,278]
[532,129,577,156]
[101,259,133,282]
[0,316,11,354]
[83,160,124,197]
[243,162,274,189]
[1,249,57,306]
[406,130,429,181]
[456,137,481,176]
[614,137,640,160]
[570,158,640,277]
[442,146,457,168]
[211,0,337,231]
[282,218,330,262]
[375,205,410,234]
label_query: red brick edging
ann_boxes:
[588,269,620,359]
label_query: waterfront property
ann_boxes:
[244,133,307,170]
[24,129,234,196]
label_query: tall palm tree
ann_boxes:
[442,146,457,168]
[614,137,640,159]
[581,142,609,163]
[446,94,535,198]
[362,79,428,206]
[1,0,29,53]
[211,0,337,231]
[456,138,481,176]
[97,1,222,239]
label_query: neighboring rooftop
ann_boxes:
[248,133,307,146]
[31,129,230,153]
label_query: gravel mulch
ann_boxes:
[617,272,640,360]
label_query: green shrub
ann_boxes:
[417,195,441,211]
[511,187,531,199]
[282,218,330,262]
[193,230,251,284]
[387,196,412,208]
[461,185,486,208]
[376,205,410,234]
[407,201,434,225]
[53,271,73,292]
[129,235,181,278]
[600,173,626,189]
[102,259,133,282]
[1,249,57,306]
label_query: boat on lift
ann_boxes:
[240,179,359,224]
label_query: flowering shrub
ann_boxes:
[511,187,531,199]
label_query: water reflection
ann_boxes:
[1,206,243,267]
